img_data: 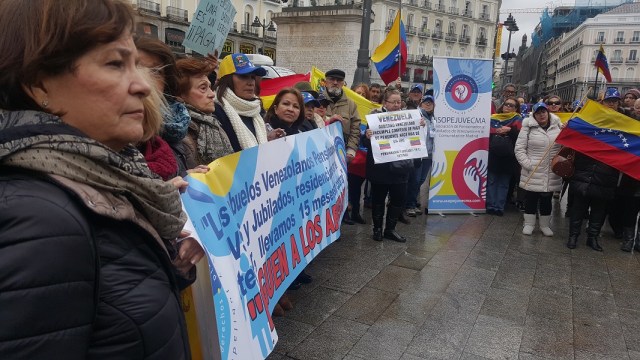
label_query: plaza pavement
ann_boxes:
[266,201,640,360]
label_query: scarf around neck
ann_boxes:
[0,110,186,241]
[185,104,234,164]
[217,91,267,149]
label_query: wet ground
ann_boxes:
[266,200,640,360]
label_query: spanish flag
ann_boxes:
[556,100,640,180]
[260,73,310,110]
[371,12,408,85]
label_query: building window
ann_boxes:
[445,46,452,56]
[432,43,439,55]
[136,22,158,38]
[389,9,396,21]
[422,16,428,30]
[632,31,640,42]
[616,31,624,43]
[613,49,622,61]
[462,24,469,37]
[165,28,185,53]
[419,42,425,54]
[596,31,605,43]
[448,22,456,34]
[630,50,637,60]
[408,14,414,27]
[459,47,466,57]
[626,67,635,79]
[611,67,619,79]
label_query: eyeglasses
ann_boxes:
[546,101,561,106]
[503,103,517,108]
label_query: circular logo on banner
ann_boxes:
[444,74,478,111]
[451,138,488,210]
[334,136,347,174]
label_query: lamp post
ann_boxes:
[353,0,373,86]
[501,13,518,84]
[251,16,276,55]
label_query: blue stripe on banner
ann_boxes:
[569,117,640,157]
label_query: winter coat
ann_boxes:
[514,113,563,192]
[569,152,619,200]
[0,169,190,359]
[323,89,361,157]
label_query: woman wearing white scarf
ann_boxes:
[213,53,269,151]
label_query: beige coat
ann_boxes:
[515,113,563,192]
[323,89,361,157]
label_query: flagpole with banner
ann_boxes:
[594,44,612,97]
[371,12,407,85]
[592,66,599,98]
[398,1,402,81]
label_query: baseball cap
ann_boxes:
[317,93,331,106]
[421,95,434,103]
[410,84,424,93]
[218,53,267,78]
[604,87,622,101]
[532,102,547,113]
[302,92,320,107]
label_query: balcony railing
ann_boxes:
[241,24,258,36]
[479,12,490,21]
[610,58,624,64]
[435,4,445,12]
[431,31,443,40]
[419,29,431,38]
[231,22,238,33]
[463,9,473,18]
[459,35,470,44]
[166,6,188,22]
[137,0,160,15]
[406,25,417,35]
[448,7,459,15]
[476,37,487,46]
[445,33,457,42]
[265,30,277,41]
[627,58,639,63]
[595,38,606,44]
[408,0,418,6]
[614,38,625,44]
[631,37,640,43]
[385,21,394,31]
[423,1,431,10]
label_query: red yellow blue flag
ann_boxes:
[556,100,640,180]
[594,44,612,83]
[371,12,407,85]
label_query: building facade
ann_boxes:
[130,0,282,61]
[544,3,640,101]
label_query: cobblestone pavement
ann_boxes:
[266,201,640,360]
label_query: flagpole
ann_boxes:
[592,67,599,99]
[398,1,402,84]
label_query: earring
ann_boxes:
[41,99,49,108]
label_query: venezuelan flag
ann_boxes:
[490,112,523,133]
[595,44,612,83]
[556,100,640,180]
[379,140,391,150]
[409,136,421,146]
[371,12,407,85]
[260,73,310,110]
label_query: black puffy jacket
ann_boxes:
[0,170,190,359]
[569,152,619,200]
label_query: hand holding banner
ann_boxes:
[366,109,428,164]
[182,0,236,55]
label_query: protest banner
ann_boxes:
[429,57,493,213]
[181,123,348,360]
[365,109,428,164]
[182,0,236,55]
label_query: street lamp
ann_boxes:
[501,13,518,83]
[251,16,276,55]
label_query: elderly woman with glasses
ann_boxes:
[544,95,563,113]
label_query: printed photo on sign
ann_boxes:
[365,109,428,164]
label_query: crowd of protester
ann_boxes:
[489,83,640,253]
[4,1,640,358]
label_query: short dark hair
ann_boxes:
[0,0,135,110]
[134,36,180,96]
[370,83,382,90]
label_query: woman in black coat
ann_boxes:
[364,89,414,243]
[567,152,619,250]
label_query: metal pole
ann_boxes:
[504,30,513,84]
[398,1,402,85]
[592,67,599,98]
[261,19,266,55]
[353,0,372,86]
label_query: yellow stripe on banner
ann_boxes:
[555,112,575,124]
[262,94,276,111]
[182,287,203,360]
[310,66,381,124]
[579,100,640,136]
[190,152,242,197]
